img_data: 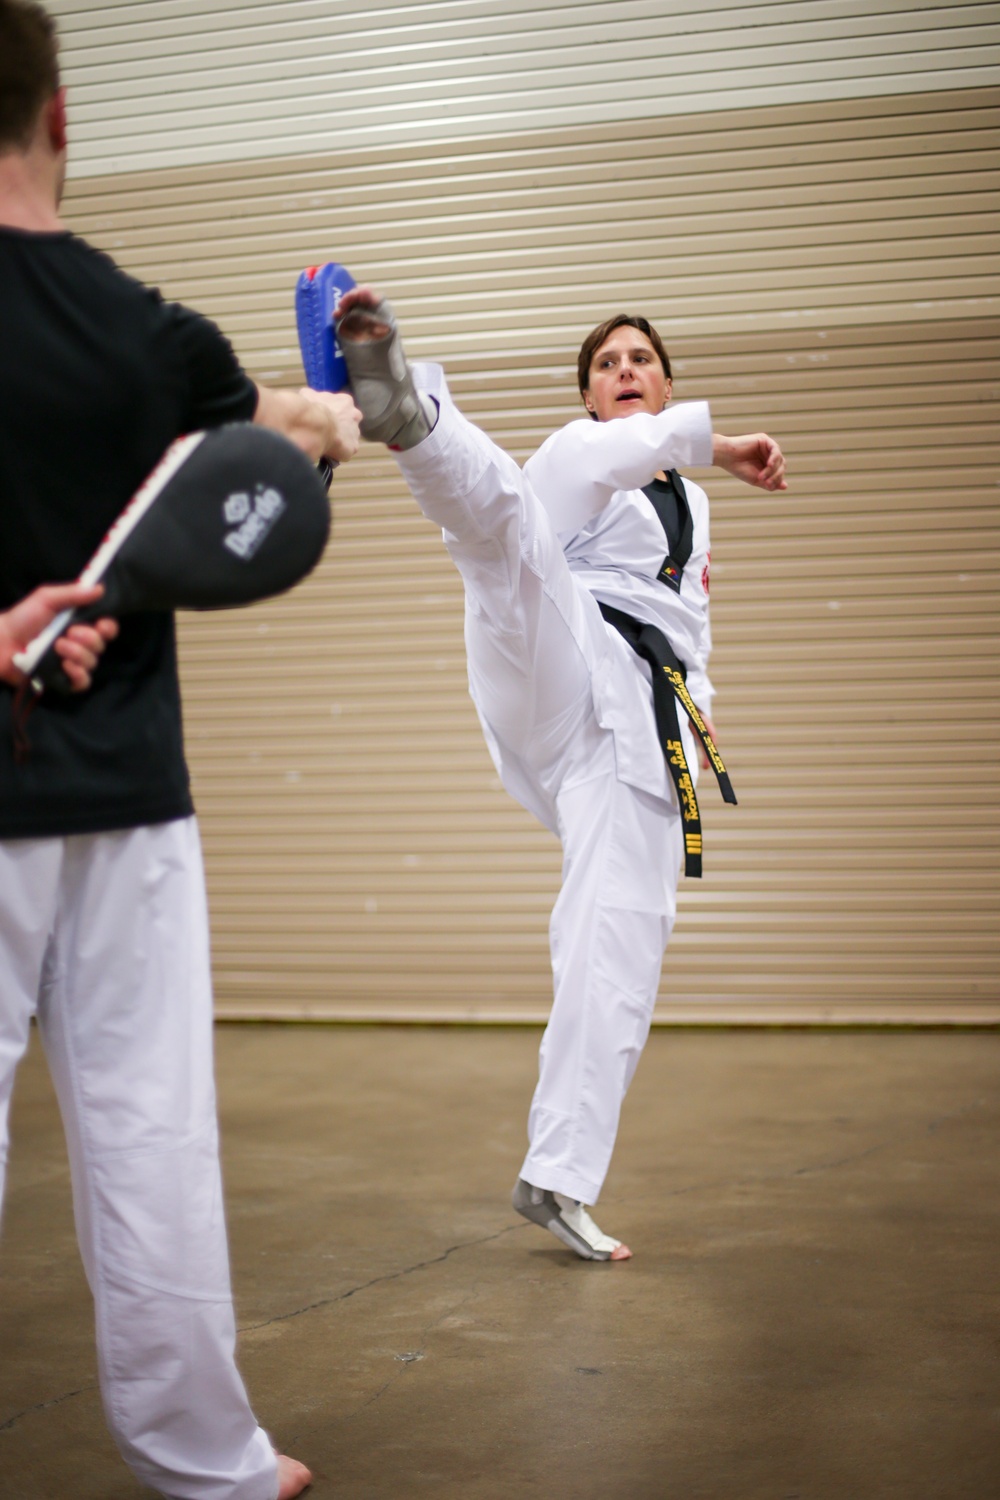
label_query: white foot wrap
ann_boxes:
[553,1193,623,1256]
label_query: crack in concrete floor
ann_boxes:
[0,1384,96,1434]
[239,1220,527,1334]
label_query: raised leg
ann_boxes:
[394,363,615,795]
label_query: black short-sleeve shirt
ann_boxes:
[0,228,259,838]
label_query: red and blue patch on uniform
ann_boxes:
[656,554,684,593]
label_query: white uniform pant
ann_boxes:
[0,819,277,1500]
[397,388,686,1205]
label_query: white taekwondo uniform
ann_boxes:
[399,366,715,1206]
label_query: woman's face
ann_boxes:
[583,326,671,423]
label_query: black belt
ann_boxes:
[599,603,737,878]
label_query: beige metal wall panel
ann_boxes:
[60,86,1000,1022]
[51,1,1000,176]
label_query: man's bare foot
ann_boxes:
[277,1453,313,1498]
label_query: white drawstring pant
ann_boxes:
[0,818,277,1500]
[397,384,690,1205]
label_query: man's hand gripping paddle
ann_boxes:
[13,423,331,696]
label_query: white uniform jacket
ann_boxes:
[470,401,715,834]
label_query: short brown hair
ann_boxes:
[577,314,672,419]
[0,0,59,152]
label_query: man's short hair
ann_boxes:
[0,0,59,152]
[577,314,672,419]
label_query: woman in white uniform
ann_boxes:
[336,288,785,1260]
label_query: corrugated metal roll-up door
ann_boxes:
[52,0,1000,174]
[58,28,999,1021]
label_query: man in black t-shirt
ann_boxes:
[0,6,359,1497]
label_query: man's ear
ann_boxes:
[47,88,68,154]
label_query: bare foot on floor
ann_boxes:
[277,1454,313,1498]
[610,1243,633,1260]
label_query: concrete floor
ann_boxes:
[1,1027,998,1500]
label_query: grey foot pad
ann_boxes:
[336,297,433,449]
[511,1178,610,1260]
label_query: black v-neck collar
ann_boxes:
[642,469,693,568]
